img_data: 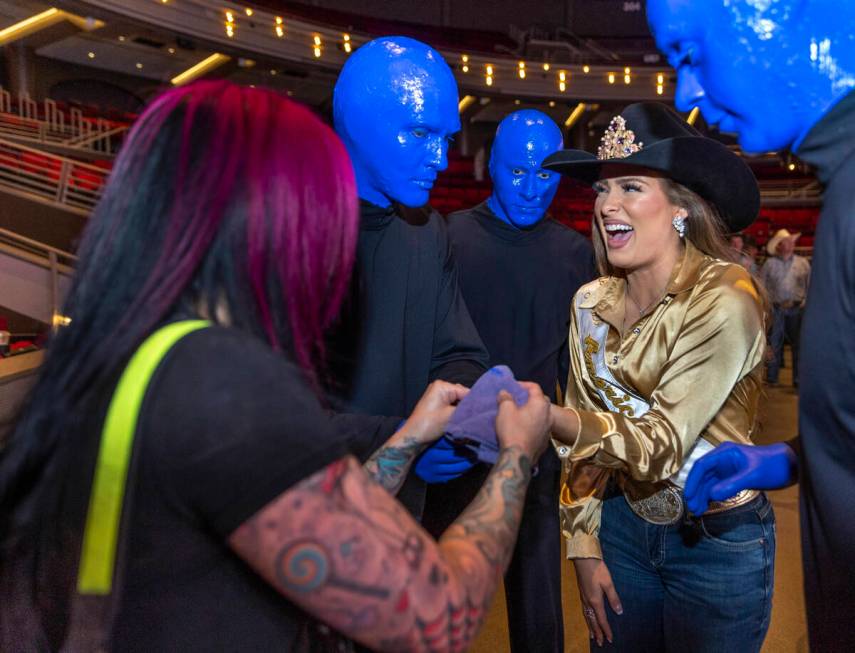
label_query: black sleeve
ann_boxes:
[429,215,490,387]
[147,328,351,537]
[326,411,402,461]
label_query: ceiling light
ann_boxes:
[458,95,476,112]
[687,106,700,125]
[0,8,104,46]
[170,53,231,85]
[565,103,586,128]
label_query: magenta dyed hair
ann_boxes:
[104,80,358,376]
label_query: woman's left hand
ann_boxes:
[400,380,469,445]
[573,557,623,647]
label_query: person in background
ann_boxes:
[546,102,773,653]
[729,232,759,274]
[430,109,594,652]
[0,81,552,652]
[743,234,760,268]
[330,36,489,517]
[646,1,855,649]
[760,228,810,387]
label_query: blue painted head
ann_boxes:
[486,110,563,229]
[333,36,461,208]
[647,0,855,153]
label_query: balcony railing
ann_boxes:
[0,138,108,215]
[0,87,129,156]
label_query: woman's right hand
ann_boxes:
[495,382,551,461]
[573,557,623,647]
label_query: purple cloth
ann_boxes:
[446,365,528,464]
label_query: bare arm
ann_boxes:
[230,450,531,651]
[229,385,549,652]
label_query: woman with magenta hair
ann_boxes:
[0,81,551,651]
[544,103,775,652]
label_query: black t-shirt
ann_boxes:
[76,327,351,651]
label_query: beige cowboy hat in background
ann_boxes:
[767,228,801,255]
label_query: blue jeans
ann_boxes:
[767,306,802,385]
[594,492,776,653]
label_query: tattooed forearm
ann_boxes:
[364,434,425,494]
[229,451,535,652]
[441,445,533,576]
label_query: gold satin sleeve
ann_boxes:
[558,297,613,559]
[559,271,764,559]
[559,461,611,559]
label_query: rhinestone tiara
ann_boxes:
[597,115,643,160]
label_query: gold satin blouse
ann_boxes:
[558,241,765,559]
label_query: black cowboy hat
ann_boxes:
[542,102,760,232]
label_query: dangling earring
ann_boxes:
[672,214,687,238]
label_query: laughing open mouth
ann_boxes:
[604,222,634,245]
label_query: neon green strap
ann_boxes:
[77,319,210,594]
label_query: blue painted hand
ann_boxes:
[414,436,476,483]
[683,441,799,515]
[333,36,461,209]
[646,0,855,153]
[486,110,563,229]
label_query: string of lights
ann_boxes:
[123,1,675,97]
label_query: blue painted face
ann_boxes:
[486,110,563,229]
[333,36,461,208]
[647,0,855,153]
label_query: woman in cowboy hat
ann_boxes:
[545,102,774,652]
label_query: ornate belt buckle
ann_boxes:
[624,486,685,525]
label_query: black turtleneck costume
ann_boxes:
[792,90,855,652]
[423,201,595,653]
[327,201,489,516]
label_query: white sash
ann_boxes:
[574,298,713,488]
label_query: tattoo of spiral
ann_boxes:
[274,539,392,599]
[275,540,331,594]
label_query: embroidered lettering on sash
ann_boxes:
[582,336,635,416]
[574,291,715,488]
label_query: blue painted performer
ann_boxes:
[646,1,855,649]
[329,36,489,516]
[424,110,595,652]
